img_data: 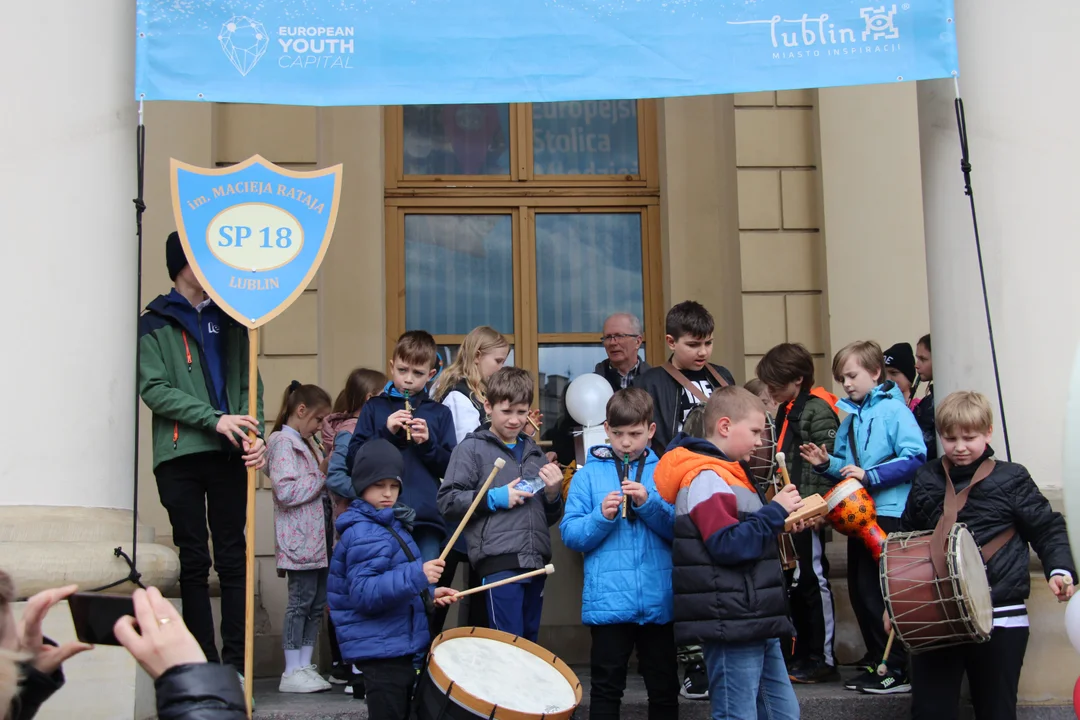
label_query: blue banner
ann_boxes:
[136,1,958,106]
[171,156,342,328]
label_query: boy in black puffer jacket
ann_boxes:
[899,391,1075,720]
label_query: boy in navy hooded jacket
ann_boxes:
[346,331,457,563]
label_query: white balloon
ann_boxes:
[565,373,614,427]
[1066,593,1080,655]
[1063,344,1080,571]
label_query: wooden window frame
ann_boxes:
[384,101,663,399]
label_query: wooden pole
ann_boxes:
[243,327,258,717]
[438,458,506,563]
[452,564,555,598]
[877,629,896,676]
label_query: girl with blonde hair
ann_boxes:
[432,326,510,443]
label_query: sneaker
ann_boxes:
[328,662,350,684]
[279,667,332,693]
[859,669,911,695]
[680,663,709,700]
[843,666,877,691]
[302,665,334,691]
[790,659,841,684]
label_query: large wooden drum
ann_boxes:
[415,627,583,720]
[879,524,994,653]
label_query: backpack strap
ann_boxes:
[704,364,730,390]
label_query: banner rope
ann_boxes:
[89,100,148,593]
[952,80,1012,461]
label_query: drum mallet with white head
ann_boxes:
[438,457,506,563]
[453,565,556,598]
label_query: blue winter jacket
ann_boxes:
[325,430,354,499]
[560,446,675,626]
[816,381,926,517]
[345,389,457,537]
[327,500,432,662]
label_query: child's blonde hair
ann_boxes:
[832,340,885,384]
[703,386,767,438]
[936,391,994,436]
[432,326,509,405]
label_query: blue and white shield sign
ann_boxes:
[170,156,342,328]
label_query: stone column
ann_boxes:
[918,0,1080,703]
[0,0,178,598]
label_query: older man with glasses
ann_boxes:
[595,313,650,392]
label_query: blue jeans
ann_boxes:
[484,570,545,642]
[702,638,799,720]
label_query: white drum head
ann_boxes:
[826,478,864,511]
[950,526,994,637]
[432,636,577,714]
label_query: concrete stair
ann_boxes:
[252,667,1073,719]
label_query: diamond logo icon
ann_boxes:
[218,16,268,77]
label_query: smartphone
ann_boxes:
[68,593,136,646]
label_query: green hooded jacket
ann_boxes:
[138,292,264,469]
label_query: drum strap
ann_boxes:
[933,459,1017,574]
[662,362,729,403]
[385,526,436,615]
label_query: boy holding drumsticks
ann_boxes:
[897,391,1075,720]
[654,386,814,719]
[437,367,563,641]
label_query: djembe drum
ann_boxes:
[823,478,888,561]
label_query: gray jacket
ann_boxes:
[437,429,563,578]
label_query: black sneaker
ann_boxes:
[680,663,709,700]
[345,666,365,698]
[843,666,877,691]
[328,662,350,685]
[859,669,911,695]
[790,659,841,684]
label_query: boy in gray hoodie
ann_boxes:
[437,367,563,641]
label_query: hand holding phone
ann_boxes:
[21,585,93,675]
[113,587,207,680]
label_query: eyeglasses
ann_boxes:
[601,333,641,343]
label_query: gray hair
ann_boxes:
[603,312,643,336]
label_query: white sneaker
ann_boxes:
[279,667,330,693]
[301,665,333,691]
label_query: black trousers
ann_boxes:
[155,451,247,672]
[848,515,905,670]
[790,527,837,666]
[355,656,416,720]
[590,623,680,720]
[430,549,486,637]
[911,627,1028,720]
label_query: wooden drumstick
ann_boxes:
[775,451,792,487]
[438,457,507,563]
[877,629,896,676]
[453,564,555,598]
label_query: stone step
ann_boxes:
[252,667,1073,719]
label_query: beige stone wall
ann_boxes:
[733,91,830,386]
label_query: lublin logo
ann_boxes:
[219,16,269,76]
[730,4,904,59]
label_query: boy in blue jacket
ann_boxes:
[800,339,926,695]
[561,388,680,720]
[346,331,457,562]
[328,439,457,720]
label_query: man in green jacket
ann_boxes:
[138,232,265,678]
[757,342,841,684]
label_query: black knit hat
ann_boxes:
[351,439,404,497]
[166,231,189,281]
[883,342,917,385]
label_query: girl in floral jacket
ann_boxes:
[266,381,333,694]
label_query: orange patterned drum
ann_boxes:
[824,478,888,562]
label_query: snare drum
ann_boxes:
[415,627,583,720]
[879,524,993,653]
